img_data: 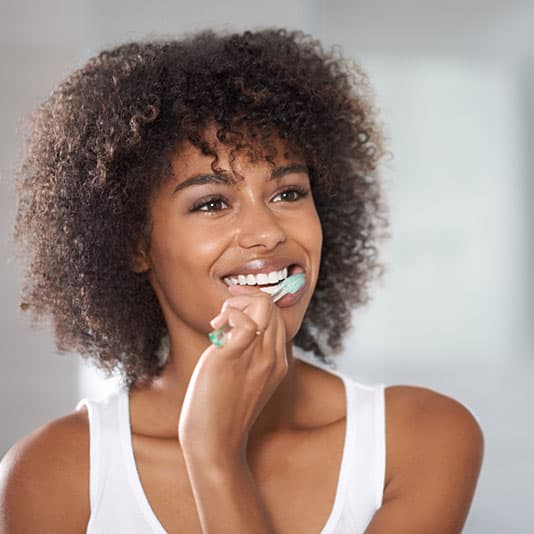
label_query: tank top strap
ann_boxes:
[346,377,386,510]
[76,391,124,520]
[339,375,386,528]
[374,382,386,509]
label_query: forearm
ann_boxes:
[183,454,276,534]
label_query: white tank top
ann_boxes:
[76,363,386,533]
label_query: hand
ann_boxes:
[178,286,289,465]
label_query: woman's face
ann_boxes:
[135,136,323,345]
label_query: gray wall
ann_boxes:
[0,0,82,456]
[1,1,533,532]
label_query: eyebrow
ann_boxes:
[172,164,308,194]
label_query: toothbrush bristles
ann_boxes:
[273,273,305,302]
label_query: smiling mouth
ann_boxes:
[221,264,304,292]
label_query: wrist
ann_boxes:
[182,444,247,473]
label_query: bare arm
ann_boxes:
[0,411,89,534]
[183,452,276,534]
[365,386,484,534]
[177,289,289,533]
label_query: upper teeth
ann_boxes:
[224,267,288,286]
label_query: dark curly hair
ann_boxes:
[13,27,390,387]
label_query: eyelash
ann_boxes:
[190,186,310,213]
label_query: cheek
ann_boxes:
[146,222,229,327]
[153,223,225,281]
[304,208,323,259]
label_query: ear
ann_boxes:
[131,239,151,273]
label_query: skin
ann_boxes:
[0,135,484,533]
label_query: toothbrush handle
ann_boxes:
[208,324,229,347]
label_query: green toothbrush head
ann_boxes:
[273,272,306,302]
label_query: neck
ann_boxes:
[129,329,303,445]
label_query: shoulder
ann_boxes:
[384,385,484,459]
[384,384,483,439]
[384,384,484,466]
[0,407,90,533]
[367,385,484,533]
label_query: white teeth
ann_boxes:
[223,267,291,287]
[257,273,269,284]
[268,271,278,283]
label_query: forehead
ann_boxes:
[170,129,305,185]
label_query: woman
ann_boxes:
[0,28,483,533]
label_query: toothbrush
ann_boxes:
[271,272,305,303]
[209,273,306,347]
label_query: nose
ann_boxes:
[236,201,287,250]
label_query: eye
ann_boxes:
[272,186,309,203]
[191,195,229,213]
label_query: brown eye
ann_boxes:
[191,196,229,213]
[273,187,309,203]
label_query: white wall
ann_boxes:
[344,56,529,365]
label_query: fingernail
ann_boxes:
[210,314,224,328]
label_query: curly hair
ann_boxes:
[13,27,390,387]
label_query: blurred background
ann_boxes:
[1,1,533,532]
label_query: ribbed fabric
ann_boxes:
[76,363,385,533]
